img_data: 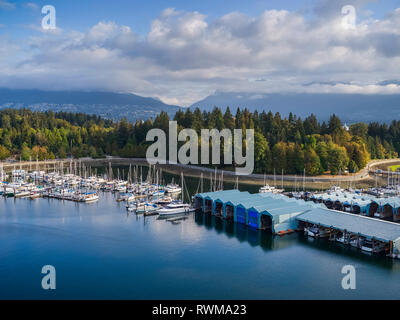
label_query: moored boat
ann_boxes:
[158,202,194,216]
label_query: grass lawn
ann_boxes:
[389,164,400,171]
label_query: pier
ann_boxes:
[296,208,400,257]
[309,191,400,222]
[194,189,400,258]
[194,190,323,233]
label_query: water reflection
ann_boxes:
[297,231,400,270]
[193,210,297,252]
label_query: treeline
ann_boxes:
[0,107,398,175]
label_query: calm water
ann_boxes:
[0,173,399,299]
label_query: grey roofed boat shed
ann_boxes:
[296,207,400,248]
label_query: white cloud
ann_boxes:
[23,2,39,10]
[0,0,15,10]
[1,3,400,105]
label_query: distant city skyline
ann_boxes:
[0,0,400,105]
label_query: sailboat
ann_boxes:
[158,172,194,216]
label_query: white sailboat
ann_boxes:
[158,172,194,216]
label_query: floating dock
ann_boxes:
[309,191,400,221]
[194,190,323,233]
[296,208,400,257]
[194,189,400,258]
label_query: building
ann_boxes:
[194,189,323,233]
[296,208,400,257]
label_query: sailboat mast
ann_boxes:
[181,171,184,203]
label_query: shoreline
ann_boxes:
[3,157,399,189]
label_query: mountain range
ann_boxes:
[1,88,400,123]
[0,88,182,122]
[190,91,400,123]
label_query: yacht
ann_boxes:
[304,226,330,238]
[127,206,136,212]
[29,191,42,199]
[154,196,173,205]
[158,202,194,216]
[126,203,136,212]
[79,192,99,203]
[164,184,182,194]
[14,190,31,198]
[152,190,165,197]
[259,185,283,194]
[136,203,160,214]
[117,192,135,202]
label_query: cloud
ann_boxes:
[23,2,39,10]
[313,0,377,20]
[0,0,15,10]
[1,3,400,105]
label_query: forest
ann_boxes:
[0,107,399,176]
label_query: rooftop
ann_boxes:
[297,208,400,242]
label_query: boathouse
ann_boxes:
[296,208,400,256]
[194,190,321,233]
[310,191,400,221]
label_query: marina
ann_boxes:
[194,188,400,258]
[297,209,400,257]
[0,162,194,214]
[2,0,400,304]
[0,190,399,300]
[1,161,400,298]
[2,160,400,260]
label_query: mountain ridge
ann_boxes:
[190,91,400,123]
[0,88,182,122]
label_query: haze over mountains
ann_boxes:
[1,88,399,123]
[190,91,400,123]
[0,88,181,122]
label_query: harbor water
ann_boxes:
[0,171,399,299]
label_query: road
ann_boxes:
[2,157,400,188]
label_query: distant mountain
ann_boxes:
[190,91,400,123]
[0,88,182,122]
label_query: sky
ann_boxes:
[0,0,400,105]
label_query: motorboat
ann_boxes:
[154,196,173,205]
[136,203,160,214]
[117,192,135,202]
[78,192,99,203]
[152,190,165,197]
[14,190,31,198]
[29,191,42,199]
[164,184,182,194]
[158,202,194,216]
[259,185,283,194]
[304,226,330,238]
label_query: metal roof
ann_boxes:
[310,191,400,208]
[196,190,313,218]
[196,189,242,200]
[297,208,400,243]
